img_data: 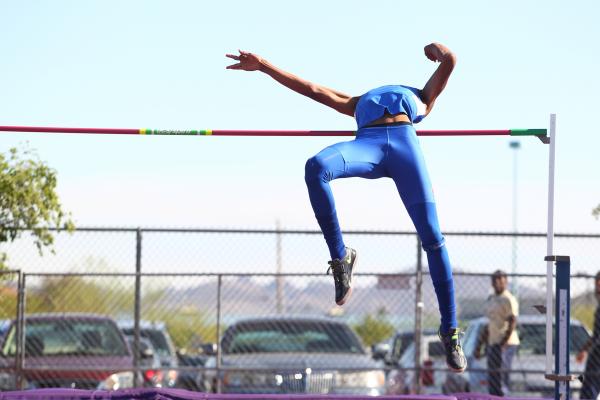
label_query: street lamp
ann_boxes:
[510,141,520,294]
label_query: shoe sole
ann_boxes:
[449,365,466,373]
[336,252,358,306]
[448,359,467,373]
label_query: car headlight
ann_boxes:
[335,370,385,388]
[223,371,281,387]
[165,369,178,386]
[97,371,134,390]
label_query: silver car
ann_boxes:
[445,315,590,396]
[202,317,385,395]
[386,331,451,394]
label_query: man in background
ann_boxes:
[577,271,600,399]
[475,269,519,396]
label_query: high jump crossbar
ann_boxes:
[0,126,549,142]
[0,118,558,381]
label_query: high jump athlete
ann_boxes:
[226,42,466,372]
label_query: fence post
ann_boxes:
[413,236,423,393]
[15,271,25,390]
[133,228,142,387]
[276,220,283,314]
[216,274,223,394]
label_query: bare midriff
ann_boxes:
[364,111,411,127]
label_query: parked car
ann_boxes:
[0,313,134,390]
[0,320,10,338]
[118,320,178,388]
[176,350,208,391]
[0,319,13,389]
[384,329,438,368]
[386,331,450,394]
[124,335,172,388]
[202,317,386,395]
[444,315,590,396]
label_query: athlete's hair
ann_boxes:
[491,269,507,281]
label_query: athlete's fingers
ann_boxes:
[226,63,242,69]
[226,54,240,60]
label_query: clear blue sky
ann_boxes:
[1,0,599,237]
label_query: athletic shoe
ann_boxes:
[439,327,467,373]
[326,247,357,305]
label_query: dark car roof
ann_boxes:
[467,315,586,327]
[14,313,118,322]
[230,316,349,326]
[2,313,122,330]
[117,320,168,330]
[394,328,437,337]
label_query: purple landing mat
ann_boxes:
[207,395,455,400]
[0,389,459,400]
[454,394,551,400]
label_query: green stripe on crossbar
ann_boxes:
[510,128,547,136]
[144,130,201,135]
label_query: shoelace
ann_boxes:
[441,330,464,351]
[451,340,465,354]
[451,342,463,352]
[326,260,344,283]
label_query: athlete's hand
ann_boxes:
[226,50,263,71]
[424,43,454,63]
[576,350,587,363]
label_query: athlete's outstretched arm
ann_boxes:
[421,43,457,114]
[226,50,358,117]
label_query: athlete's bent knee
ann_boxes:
[305,155,331,183]
[304,157,320,182]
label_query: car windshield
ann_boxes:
[121,328,172,357]
[518,323,589,355]
[1,319,128,357]
[221,320,365,355]
[391,334,414,362]
[0,320,10,337]
[462,323,482,356]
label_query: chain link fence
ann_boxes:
[0,228,599,396]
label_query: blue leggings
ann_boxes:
[304,123,457,332]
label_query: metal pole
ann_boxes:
[15,271,25,390]
[510,141,520,295]
[133,228,142,387]
[276,220,283,314]
[413,236,424,393]
[216,274,223,394]
[545,114,557,374]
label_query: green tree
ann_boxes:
[593,204,600,219]
[0,146,73,269]
[27,273,134,315]
[142,287,218,349]
[573,303,595,331]
[353,309,395,347]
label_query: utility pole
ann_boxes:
[510,141,520,294]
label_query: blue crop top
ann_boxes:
[354,85,427,129]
